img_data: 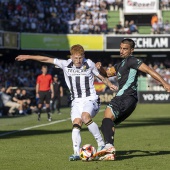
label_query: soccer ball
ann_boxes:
[79,144,96,161]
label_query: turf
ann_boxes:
[138,26,151,34]
[162,11,170,22]
[107,10,120,30]
[0,104,170,170]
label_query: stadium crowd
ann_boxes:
[0,0,169,34]
[0,0,123,34]
[160,0,170,10]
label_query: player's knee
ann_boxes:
[72,124,81,130]
[73,118,82,127]
[81,112,91,124]
[104,107,115,121]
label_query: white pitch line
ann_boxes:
[0,109,105,137]
[0,118,71,137]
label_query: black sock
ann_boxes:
[101,118,115,145]
[46,107,50,114]
[46,108,51,119]
[38,108,41,115]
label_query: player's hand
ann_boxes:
[109,84,118,91]
[95,62,102,70]
[15,55,30,61]
[163,83,170,92]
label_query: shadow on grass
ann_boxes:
[118,117,170,128]
[0,117,169,139]
[0,128,88,139]
[116,150,170,160]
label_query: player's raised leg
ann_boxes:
[82,99,105,151]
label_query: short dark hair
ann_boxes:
[121,39,135,49]
[42,65,48,68]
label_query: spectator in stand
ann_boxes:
[163,20,170,34]
[105,0,116,11]
[0,87,20,116]
[129,20,138,34]
[88,20,94,34]
[151,18,165,34]
[100,20,108,34]
[72,24,80,34]
[124,20,130,34]
[12,88,25,115]
[151,14,158,26]
[20,89,31,114]
[94,21,101,34]
[114,21,124,34]
[157,18,164,33]
[79,20,89,34]
[160,0,170,10]
[116,0,123,10]
[151,21,159,34]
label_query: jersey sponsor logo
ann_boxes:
[67,68,88,75]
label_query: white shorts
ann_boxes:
[70,96,100,122]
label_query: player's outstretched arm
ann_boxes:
[15,55,54,64]
[95,62,116,77]
[138,63,170,92]
[97,74,118,91]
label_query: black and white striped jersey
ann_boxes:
[53,58,99,99]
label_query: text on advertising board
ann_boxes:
[106,35,170,51]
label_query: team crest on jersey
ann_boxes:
[82,65,87,71]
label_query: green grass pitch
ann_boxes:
[0,104,170,170]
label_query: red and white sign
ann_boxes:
[124,0,159,14]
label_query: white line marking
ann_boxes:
[0,109,105,137]
[0,118,71,137]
